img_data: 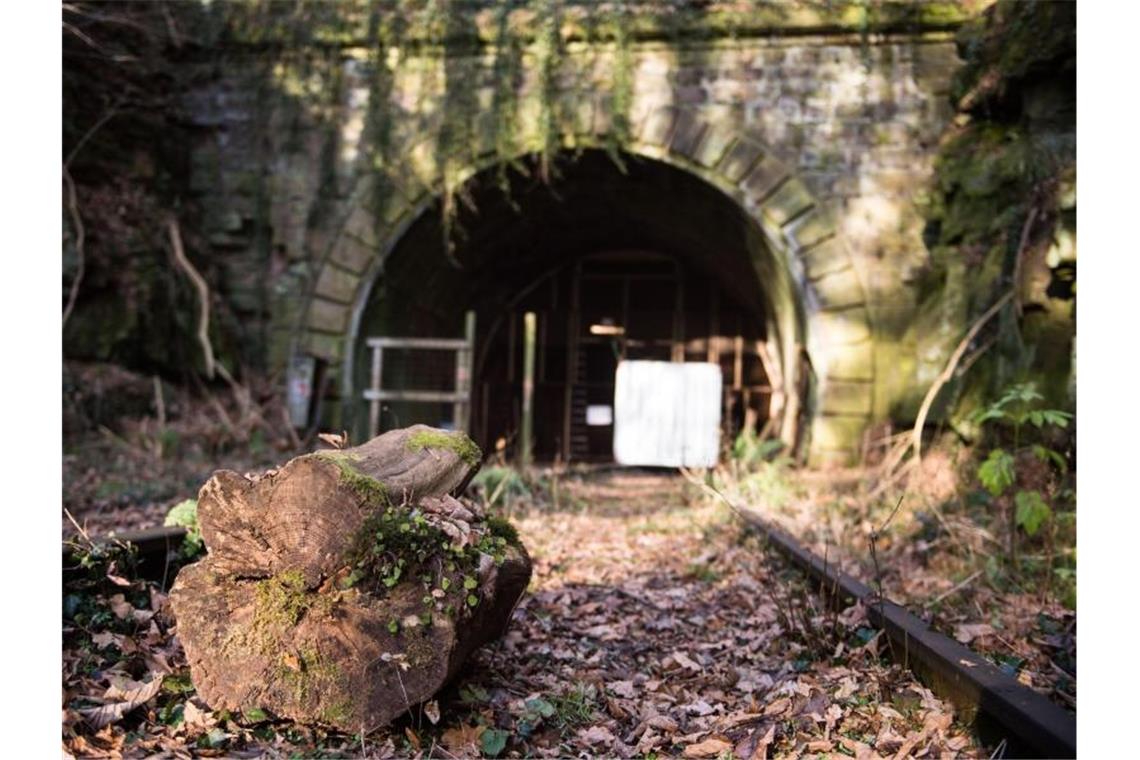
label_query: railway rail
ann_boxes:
[63,514,1076,758]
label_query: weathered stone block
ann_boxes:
[342,205,379,248]
[719,137,764,182]
[819,380,874,415]
[809,414,868,458]
[761,177,815,226]
[823,344,875,381]
[811,270,864,310]
[639,106,677,146]
[797,237,851,280]
[691,124,734,168]
[668,111,707,161]
[812,307,872,346]
[306,299,350,334]
[302,330,344,362]
[741,155,790,203]
[314,265,362,305]
[329,240,374,276]
[787,206,836,250]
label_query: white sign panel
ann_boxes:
[586,405,613,426]
[613,361,722,468]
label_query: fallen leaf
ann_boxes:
[442,723,484,755]
[673,650,703,671]
[182,700,213,729]
[683,737,733,758]
[953,623,994,644]
[79,677,163,729]
[751,723,777,760]
[108,594,133,620]
[686,699,716,716]
[763,697,790,717]
[609,680,636,698]
[579,725,616,746]
[423,700,440,725]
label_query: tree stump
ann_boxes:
[169,426,531,732]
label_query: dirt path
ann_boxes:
[443,470,983,758]
[63,470,983,758]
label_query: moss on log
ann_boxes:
[170,425,529,732]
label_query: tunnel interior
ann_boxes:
[352,149,802,463]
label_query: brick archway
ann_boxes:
[297,105,874,464]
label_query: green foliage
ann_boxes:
[345,498,513,624]
[1014,490,1049,536]
[977,449,1015,497]
[718,430,792,509]
[485,514,521,547]
[480,728,509,757]
[549,683,598,731]
[730,428,786,469]
[972,382,1072,431]
[972,380,1072,583]
[164,498,203,556]
[473,465,532,508]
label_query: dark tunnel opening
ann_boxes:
[351,149,801,464]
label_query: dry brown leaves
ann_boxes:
[64,469,984,758]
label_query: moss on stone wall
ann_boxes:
[914,0,1074,428]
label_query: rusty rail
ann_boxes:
[739,509,1075,759]
[63,512,1076,756]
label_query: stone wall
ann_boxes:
[181,5,973,463]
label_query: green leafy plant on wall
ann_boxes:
[973,382,1070,572]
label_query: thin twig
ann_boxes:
[1010,206,1040,319]
[912,291,1014,463]
[64,106,119,169]
[62,168,86,328]
[167,215,216,379]
[925,570,982,607]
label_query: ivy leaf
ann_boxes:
[480,728,509,757]
[978,449,1015,497]
[526,697,556,718]
[1015,490,1051,536]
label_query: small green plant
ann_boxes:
[972,382,1071,571]
[472,465,532,508]
[164,498,204,556]
[717,430,792,509]
[549,682,598,732]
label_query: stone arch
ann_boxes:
[297,103,875,464]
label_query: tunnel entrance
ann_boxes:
[350,149,806,464]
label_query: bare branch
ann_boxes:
[911,290,1013,463]
[166,216,216,379]
[62,168,86,328]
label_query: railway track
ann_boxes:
[63,513,1076,758]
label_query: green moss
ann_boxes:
[255,570,315,629]
[277,643,350,721]
[314,451,389,505]
[405,429,482,467]
[485,515,521,548]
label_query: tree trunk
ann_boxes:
[170,425,531,732]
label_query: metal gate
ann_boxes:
[363,312,475,438]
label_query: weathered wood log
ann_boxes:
[170,425,531,732]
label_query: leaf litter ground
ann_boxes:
[64,469,987,758]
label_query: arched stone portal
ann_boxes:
[300,110,877,464]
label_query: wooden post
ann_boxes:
[369,345,384,438]
[454,311,475,433]
[520,312,537,469]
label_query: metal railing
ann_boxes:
[363,311,476,438]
